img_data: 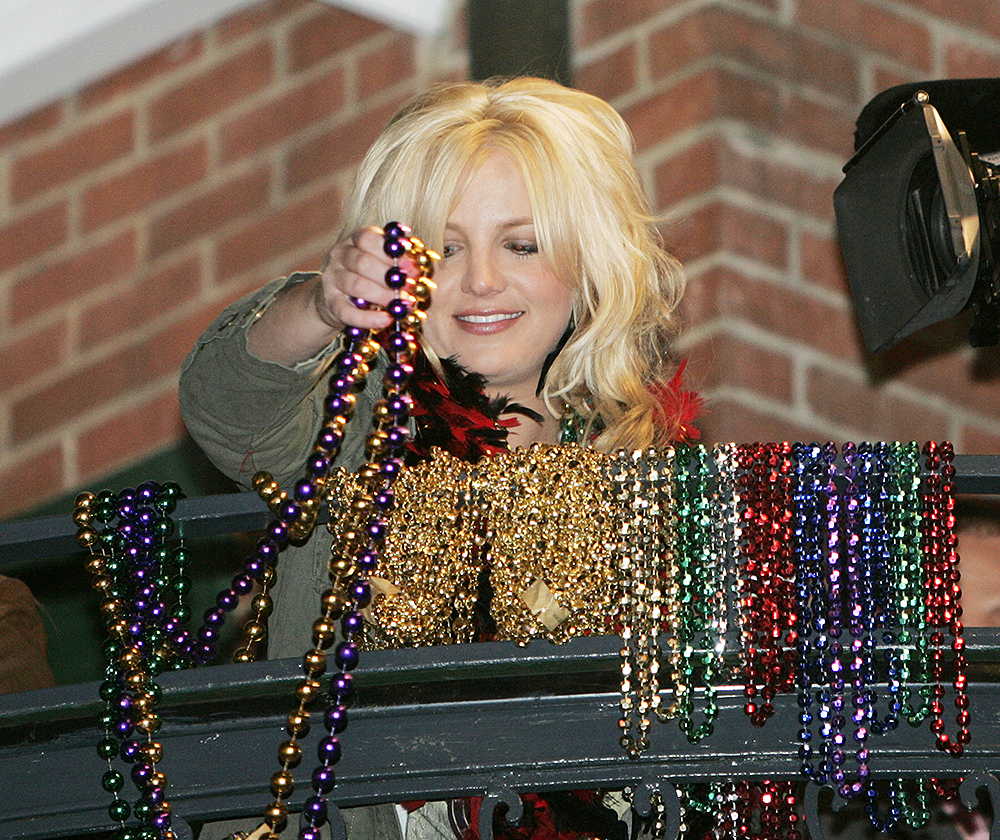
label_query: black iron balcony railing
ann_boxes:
[2,455,1000,840]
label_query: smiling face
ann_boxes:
[421,151,575,410]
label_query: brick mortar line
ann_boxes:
[635,117,850,194]
[680,315,855,373]
[710,54,861,114]
[0,382,182,491]
[0,11,400,174]
[0,109,141,215]
[0,400,10,457]
[1,216,141,309]
[662,176,839,233]
[700,380,966,445]
[610,54,719,114]
[1,148,340,295]
[720,114,851,171]
[683,243,847,301]
[658,189,843,283]
[0,307,74,350]
[874,0,1000,39]
[573,0,708,60]
[208,228,339,295]
[684,301,1000,442]
[0,269,262,407]
[699,382,848,438]
[4,373,180,450]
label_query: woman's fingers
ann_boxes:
[317,227,399,330]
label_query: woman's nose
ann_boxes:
[461,252,505,295]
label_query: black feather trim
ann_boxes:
[405,352,541,465]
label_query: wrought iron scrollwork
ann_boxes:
[173,816,194,840]
[478,777,524,840]
[960,773,1000,840]
[803,782,835,840]
[632,777,680,840]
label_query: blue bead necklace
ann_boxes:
[791,442,827,783]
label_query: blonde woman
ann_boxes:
[180,76,698,840]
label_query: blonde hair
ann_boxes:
[339,77,687,452]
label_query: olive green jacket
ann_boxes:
[179,273,383,661]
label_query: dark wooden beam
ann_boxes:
[468,0,571,85]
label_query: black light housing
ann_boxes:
[833,78,1000,352]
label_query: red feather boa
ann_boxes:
[404,352,702,459]
[650,359,703,443]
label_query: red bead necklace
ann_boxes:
[921,441,970,756]
[736,442,798,726]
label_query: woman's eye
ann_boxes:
[442,243,460,258]
[507,241,538,257]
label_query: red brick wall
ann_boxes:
[574,0,1000,447]
[2,0,1000,519]
[0,0,466,518]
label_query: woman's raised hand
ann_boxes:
[316,226,406,333]
[247,226,409,365]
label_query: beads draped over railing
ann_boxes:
[72,227,973,840]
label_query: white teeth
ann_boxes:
[457,312,521,324]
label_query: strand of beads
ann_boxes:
[304,225,435,839]
[815,441,844,788]
[614,449,672,757]
[451,472,492,643]
[229,325,383,664]
[76,481,184,840]
[253,223,435,840]
[257,336,392,818]
[791,442,828,783]
[652,448,680,728]
[207,224,423,671]
[716,782,740,840]
[666,444,693,731]
[678,784,716,840]
[921,441,970,756]
[891,442,932,725]
[185,495,297,666]
[767,440,798,721]
[896,778,932,829]
[670,443,723,742]
[728,782,752,840]
[79,493,142,838]
[755,780,800,840]
[860,777,932,834]
[612,451,641,755]
[647,790,669,840]
[643,448,673,731]
[868,441,902,738]
[736,442,797,726]
[612,451,650,758]
[702,780,800,840]
[859,443,909,830]
[713,445,739,678]
[188,269,388,666]
[832,442,872,800]
[865,441,930,833]
[793,443,829,784]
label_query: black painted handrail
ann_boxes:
[3,635,1000,840]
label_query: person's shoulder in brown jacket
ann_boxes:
[0,575,55,694]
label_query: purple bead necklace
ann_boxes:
[252,223,436,839]
[76,481,186,840]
